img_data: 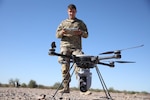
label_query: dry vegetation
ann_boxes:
[0,79,150,100]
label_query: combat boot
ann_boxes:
[59,80,70,93]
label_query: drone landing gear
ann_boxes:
[95,66,113,100]
[51,63,75,100]
[51,64,113,100]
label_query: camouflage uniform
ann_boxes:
[56,18,88,91]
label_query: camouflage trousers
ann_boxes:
[58,47,83,82]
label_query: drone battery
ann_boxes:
[75,55,96,68]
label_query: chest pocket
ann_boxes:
[72,22,80,29]
[63,21,81,29]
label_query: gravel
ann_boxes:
[0,87,150,100]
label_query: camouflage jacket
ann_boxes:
[56,18,88,49]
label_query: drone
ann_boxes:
[48,41,143,100]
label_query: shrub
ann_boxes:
[21,83,27,87]
[109,87,115,92]
[38,84,46,89]
[52,82,63,89]
[9,78,15,87]
[28,80,38,88]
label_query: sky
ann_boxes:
[0,0,150,92]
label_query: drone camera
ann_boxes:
[79,76,87,92]
[78,69,92,92]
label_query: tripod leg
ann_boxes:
[95,66,113,100]
[52,63,75,99]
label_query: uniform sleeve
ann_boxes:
[56,21,64,38]
[80,21,88,38]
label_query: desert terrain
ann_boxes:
[0,87,150,100]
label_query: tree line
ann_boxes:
[0,78,38,88]
[0,78,62,89]
[0,78,149,95]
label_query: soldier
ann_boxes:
[56,4,88,93]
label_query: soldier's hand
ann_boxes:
[74,29,82,36]
[61,29,72,37]
[61,29,67,35]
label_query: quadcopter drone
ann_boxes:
[48,41,143,100]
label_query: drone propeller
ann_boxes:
[103,60,135,63]
[99,44,144,55]
[100,50,121,55]
[114,61,135,63]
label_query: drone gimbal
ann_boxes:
[48,41,143,100]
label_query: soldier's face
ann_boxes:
[68,8,76,19]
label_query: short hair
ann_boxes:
[68,4,76,10]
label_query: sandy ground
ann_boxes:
[0,87,150,100]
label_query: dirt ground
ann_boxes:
[0,87,150,100]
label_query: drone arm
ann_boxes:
[98,62,114,67]
[98,54,121,60]
[49,50,71,58]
